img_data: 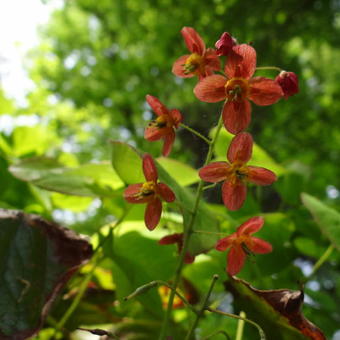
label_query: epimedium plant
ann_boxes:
[114,27,324,340]
[3,25,337,340]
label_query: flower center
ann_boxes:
[230,162,249,183]
[148,114,170,129]
[141,181,156,196]
[184,53,204,74]
[225,77,249,102]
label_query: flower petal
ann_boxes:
[237,216,264,236]
[143,154,158,181]
[227,132,253,163]
[215,235,234,251]
[204,48,221,73]
[194,75,227,103]
[124,183,150,204]
[169,109,183,127]
[162,130,175,157]
[249,77,283,105]
[248,237,272,254]
[225,44,256,79]
[146,95,168,116]
[222,180,247,211]
[247,166,277,185]
[157,182,176,202]
[159,233,182,245]
[172,55,194,78]
[181,27,205,55]
[222,100,251,134]
[227,246,246,275]
[144,126,164,141]
[199,162,230,183]
[145,198,162,230]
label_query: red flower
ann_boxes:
[124,154,175,230]
[144,95,182,157]
[215,32,237,57]
[199,132,276,210]
[159,233,195,264]
[194,44,284,134]
[172,27,220,80]
[275,71,299,99]
[216,216,272,275]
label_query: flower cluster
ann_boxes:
[123,26,298,275]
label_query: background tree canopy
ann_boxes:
[0,0,340,339]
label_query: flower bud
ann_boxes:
[275,71,299,99]
[215,32,237,56]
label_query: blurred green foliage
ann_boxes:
[0,0,340,339]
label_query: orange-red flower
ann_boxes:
[124,154,175,230]
[159,233,195,264]
[199,132,276,210]
[172,27,220,80]
[194,44,284,134]
[216,216,272,275]
[275,71,299,99]
[144,95,182,157]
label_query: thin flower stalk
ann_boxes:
[158,112,224,340]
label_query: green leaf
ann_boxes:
[110,141,144,184]
[211,128,285,176]
[294,237,326,258]
[301,193,340,251]
[9,158,123,197]
[110,231,177,317]
[12,126,59,157]
[157,157,199,187]
[110,141,220,255]
[0,209,92,338]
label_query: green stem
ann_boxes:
[206,307,266,340]
[235,311,246,340]
[185,275,219,340]
[52,208,130,338]
[124,280,198,315]
[255,66,282,72]
[203,183,217,191]
[158,112,224,340]
[193,230,229,236]
[202,330,231,340]
[52,252,102,338]
[180,123,211,145]
[305,244,334,281]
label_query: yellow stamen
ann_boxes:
[134,181,156,200]
[148,115,170,129]
[225,77,249,102]
[184,53,204,74]
[229,162,249,184]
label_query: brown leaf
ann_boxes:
[226,277,326,340]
